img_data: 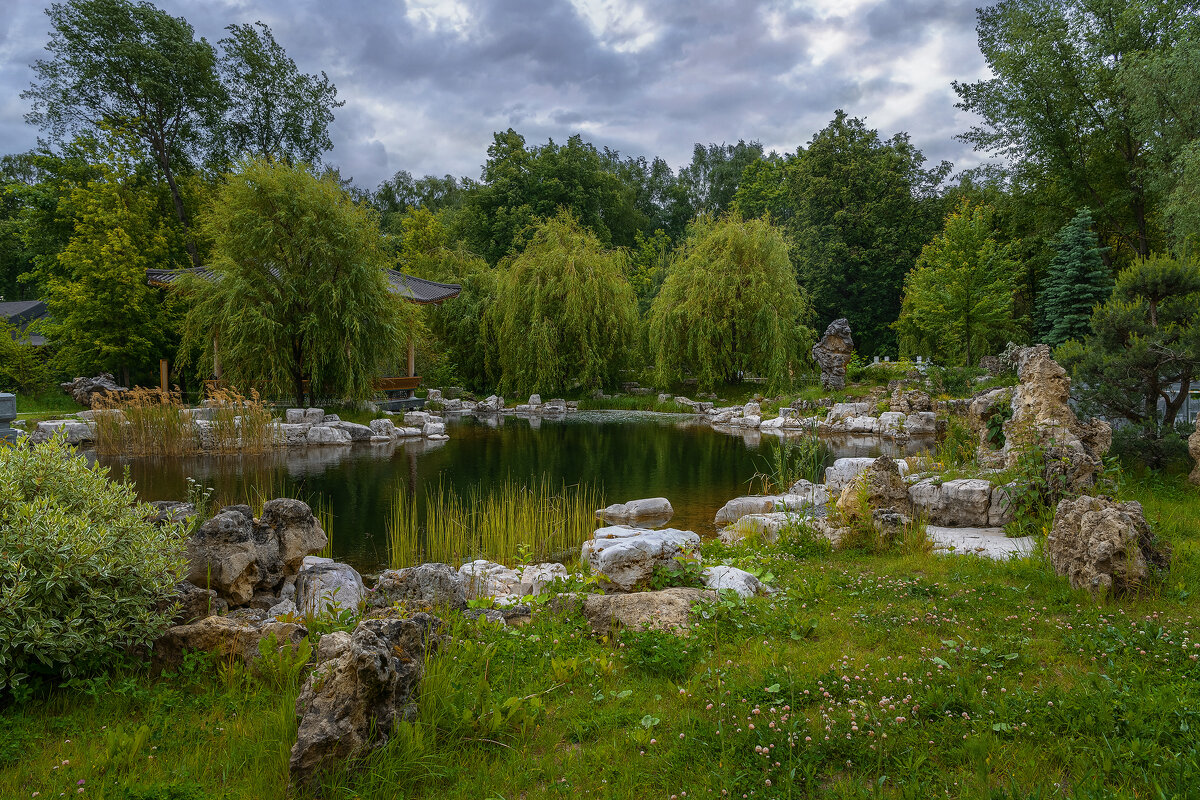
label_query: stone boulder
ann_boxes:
[718,512,796,545]
[187,507,260,605]
[370,563,467,610]
[289,615,440,788]
[295,562,366,617]
[907,478,994,527]
[890,387,932,414]
[1047,495,1165,594]
[835,455,910,520]
[306,426,351,445]
[158,581,229,626]
[153,615,307,671]
[258,499,328,580]
[329,421,373,441]
[583,588,717,634]
[521,562,568,594]
[30,419,96,445]
[1191,414,1200,486]
[825,456,910,493]
[596,497,674,523]
[458,560,522,598]
[812,318,854,391]
[581,527,700,592]
[60,373,128,407]
[713,487,827,527]
[368,418,397,438]
[702,565,765,597]
[1003,345,1111,491]
[145,500,196,527]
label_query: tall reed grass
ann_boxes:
[751,433,832,494]
[387,477,603,568]
[92,386,279,456]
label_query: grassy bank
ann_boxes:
[2,473,1197,799]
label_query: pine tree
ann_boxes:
[1039,208,1111,347]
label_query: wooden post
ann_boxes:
[159,359,169,393]
[407,339,416,378]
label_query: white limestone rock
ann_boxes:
[596,497,674,523]
[581,526,701,592]
[295,562,366,617]
[702,565,766,597]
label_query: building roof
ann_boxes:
[146,267,461,305]
[0,299,49,345]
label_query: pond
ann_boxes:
[95,411,931,574]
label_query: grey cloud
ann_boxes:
[0,0,989,188]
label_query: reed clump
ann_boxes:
[91,386,279,456]
[387,477,602,568]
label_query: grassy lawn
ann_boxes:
[2,473,1196,799]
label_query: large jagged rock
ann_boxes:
[1187,413,1200,486]
[371,563,467,610]
[889,387,932,414]
[187,508,260,605]
[60,373,128,407]
[153,615,307,671]
[158,581,229,626]
[1003,345,1111,491]
[583,588,717,634]
[812,318,854,391]
[835,455,911,520]
[289,615,440,788]
[187,501,328,606]
[581,527,701,592]
[1047,495,1165,594]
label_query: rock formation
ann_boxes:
[812,318,855,391]
[289,615,440,787]
[1047,495,1166,594]
[1189,414,1200,486]
[60,373,128,407]
[581,527,701,592]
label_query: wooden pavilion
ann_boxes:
[147,267,460,402]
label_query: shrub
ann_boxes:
[0,321,51,395]
[0,435,189,695]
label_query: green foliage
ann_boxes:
[416,244,498,391]
[1038,208,1111,347]
[491,211,637,397]
[180,159,417,406]
[895,200,1024,367]
[648,553,706,591]
[788,111,950,355]
[0,321,51,394]
[0,434,189,694]
[215,21,342,167]
[620,630,703,681]
[648,213,814,392]
[460,130,646,264]
[40,141,184,383]
[955,0,1200,261]
[937,416,978,467]
[986,400,1012,449]
[1058,253,1200,429]
[23,0,226,263]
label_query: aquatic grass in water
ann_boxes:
[751,433,831,494]
[387,476,603,568]
[93,386,278,456]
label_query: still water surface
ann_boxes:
[96,411,929,573]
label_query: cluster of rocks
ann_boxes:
[512,394,580,415]
[60,373,127,407]
[967,345,1111,492]
[278,407,447,446]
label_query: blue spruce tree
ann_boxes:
[1039,208,1111,347]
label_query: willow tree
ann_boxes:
[648,214,814,391]
[180,159,416,406]
[491,212,637,397]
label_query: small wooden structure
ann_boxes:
[147,267,460,402]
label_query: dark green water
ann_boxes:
[95,411,927,573]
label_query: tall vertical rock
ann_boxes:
[1189,413,1200,486]
[812,318,854,390]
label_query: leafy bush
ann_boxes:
[1111,421,1194,472]
[0,435,189,695]
[0,321,51,394]
[926,364,985,396]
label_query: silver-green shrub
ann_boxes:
[0,434,189,692]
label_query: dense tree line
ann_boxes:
[2,0,1198,444]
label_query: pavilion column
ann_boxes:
[407,339,415,378]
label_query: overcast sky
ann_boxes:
[0,0,993,191]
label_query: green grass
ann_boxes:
[4,472,1199,798]
[14,389,84,421]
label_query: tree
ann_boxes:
[954,0,1200,261]
[1165,141,1200,251]
[1058,253,1200,430]
[1039,208,1111,347]
[895,201,1024,367]
[23,0,225,268]
[648,214,814,392]
[41,150,183,385]
[180,159,416,407]
[675,140,765,220]
[216,21,342,166]
[490,212,637,396]
[788,112,950,355]
[415,244,498,392]
[459,130,646,264]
